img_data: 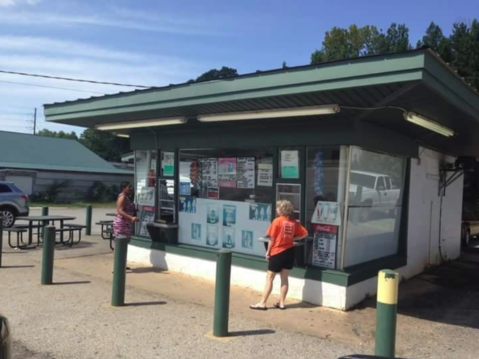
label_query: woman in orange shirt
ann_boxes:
[250,200,308,310]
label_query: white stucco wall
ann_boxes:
[404,147,463,278]
[128,245,348,309]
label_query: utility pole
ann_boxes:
[33,108,37,135]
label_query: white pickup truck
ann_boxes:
[349,170,401,221]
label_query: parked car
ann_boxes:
[0,181,29,228]
[349,171,401,221]
[0,313,12,359]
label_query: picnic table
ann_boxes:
[16,215,76,247]
[106,212,116,217]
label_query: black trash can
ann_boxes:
[147,223,178,245]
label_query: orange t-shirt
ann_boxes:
[267,216,308,256]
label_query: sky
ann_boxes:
[0,0,478,135]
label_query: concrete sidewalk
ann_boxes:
[2,233,479,358]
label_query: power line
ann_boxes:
[0,69,152,88]
[0,80,106,94]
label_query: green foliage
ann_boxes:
[191,66,238,83]
[79,129,129,162]
[86,181,120,202]
[38,129,78,140]
[30,180,71,203]
[311,23,411,64]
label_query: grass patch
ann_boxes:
[30,201,116,209]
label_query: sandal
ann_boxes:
[273,302,285,310]
[249,304,268,311]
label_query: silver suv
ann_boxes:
[0,181,29,227]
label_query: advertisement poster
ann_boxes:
[257,163,273,187]
[311,224,337,269]
[138,206,156,237]
[137,187,155,207]
[162,151,175,177]
[223,205,237,227]
[218,158,237,188]
[237,157,255,189]
[223,227,236,249]
[249,203,272,222]
[179,197,197,213]
[191,223,201,241]
[311,201,341,226]
[206,204,220,224]
[242,230,254,249]
[207,187,220,199]
[206,225,219,246]
[281,150,299,179]
[179,182,191,196]
[201,158,218,187]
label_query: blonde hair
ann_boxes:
[276,200,295,218]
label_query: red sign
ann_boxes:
[313,224,338,234]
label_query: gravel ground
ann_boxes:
[1,251,362,359]
[3,207,479,359]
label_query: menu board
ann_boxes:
[311,224,337,269]
[237,157,255,189]
[201,158,218,187]
[218,158,237,188]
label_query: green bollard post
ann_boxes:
[213,249,232,337]
[375,269,400,358]
[111,235,129,307]
[0,215,3,268]
[41,226,55,285]
[41,206,49,240]
[85,204,92,236]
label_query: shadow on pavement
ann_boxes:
[52,281,91,285]
[0,265,35,268]
[130,267,168,274]
[357,243,479,330]
[228,329,276,337]
[124,301,167,307]
[55,241,95,251]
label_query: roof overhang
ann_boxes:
[44,48,479,157]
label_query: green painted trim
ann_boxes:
[423,50,479,120]
[346,255,407,286]
[130,236,406,287]
[129,236,349,286]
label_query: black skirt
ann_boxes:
[268,247,295,273]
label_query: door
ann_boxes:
[5,176,33,195]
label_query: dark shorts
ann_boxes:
[268,247,295,273]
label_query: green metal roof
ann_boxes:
[0,131,132,175]
[43,48,479,156]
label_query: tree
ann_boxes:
[448,19,479,90]
[311,23,411,64]
[189,66,238,83]
[79,129,129,162]
[417,22,453,63]
[38,129,78,140]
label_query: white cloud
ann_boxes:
[0,9,222,36]
[0,0,40,7]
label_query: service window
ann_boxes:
[178,148,274,257]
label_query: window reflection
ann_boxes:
[344,148,406,267]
